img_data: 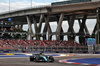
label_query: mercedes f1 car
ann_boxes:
[30,53,54,62]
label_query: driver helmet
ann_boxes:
[40,52,42,54]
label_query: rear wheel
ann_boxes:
[35,56,40,62]
[30,56,34,61]
[49,56,54,62]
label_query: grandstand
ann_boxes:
[0,39,89,53]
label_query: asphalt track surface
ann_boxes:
[0,54,100,66]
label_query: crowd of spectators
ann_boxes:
[0,39,81,50]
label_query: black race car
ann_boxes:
[30,53,54,62]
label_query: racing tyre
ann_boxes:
[30,56,34,61]
[49,56,54,62]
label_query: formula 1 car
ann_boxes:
[30,53,54,62]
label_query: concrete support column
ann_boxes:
[33,14,44,40]
[56,15,64,40]
[78,19,90,41]
[43,14,50,40]
[67,15,75,41]
[96,8,100,47]
[38,14,44,33]
[26,15,32,40]
[78,19,90,36]
[78,15,87,34]
[48,23,52,40]
[56,13,64,40]
[38,14,44,40]
[33,16,39,40]
[78,15,87,45]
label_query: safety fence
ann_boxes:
[0,46,100,54]
[0,46,89,53]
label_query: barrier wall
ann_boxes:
[0,46,99,54]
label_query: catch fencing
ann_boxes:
[0,46,89,53]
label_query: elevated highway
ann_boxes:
[0,1,100,23]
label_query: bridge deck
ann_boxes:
[0,1,99,24]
